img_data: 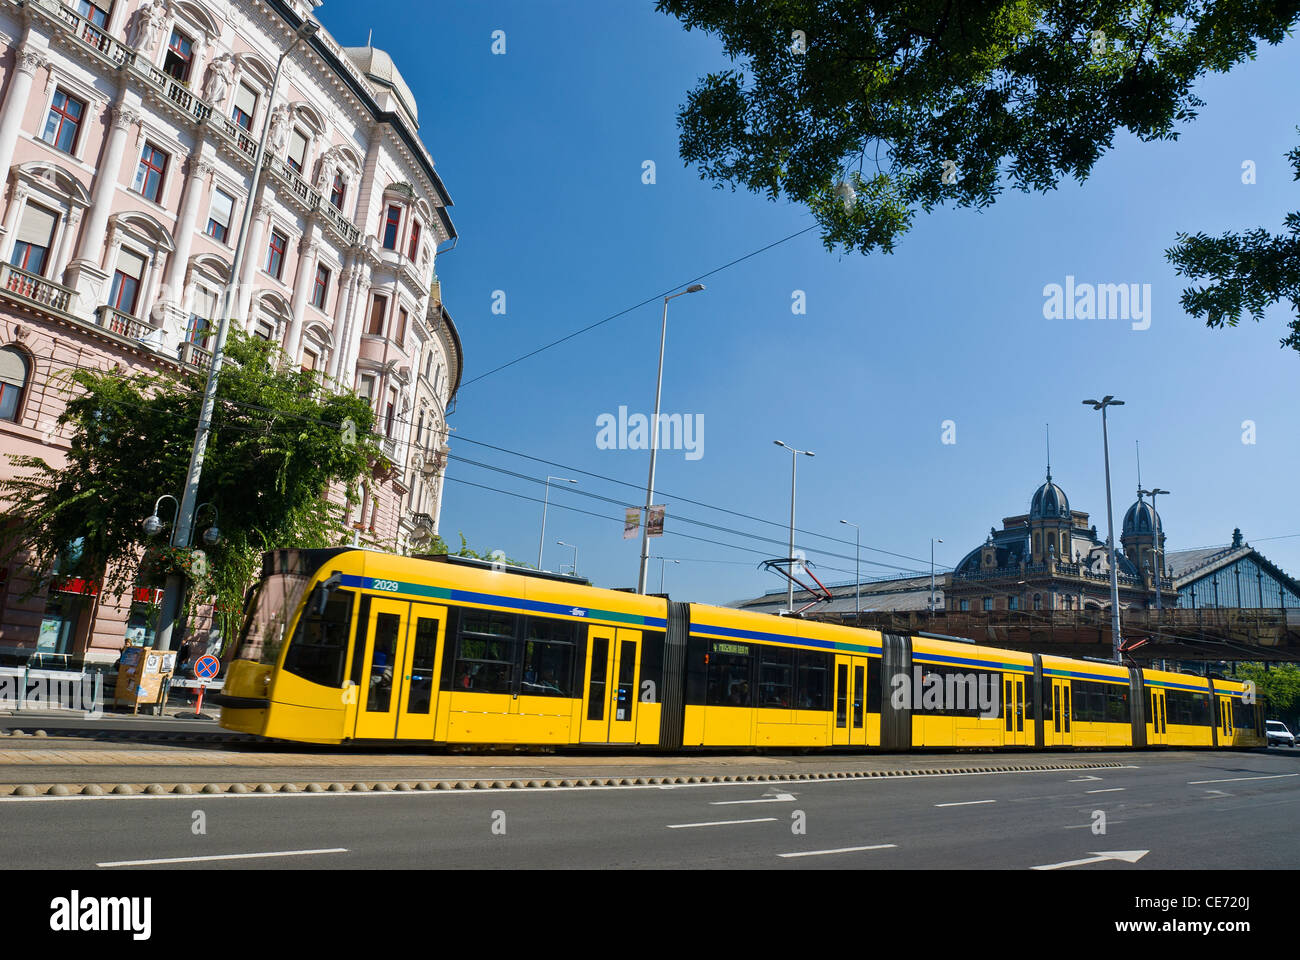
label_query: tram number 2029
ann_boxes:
[371,579,400,592]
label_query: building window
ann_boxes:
[286,129,308,173]
[330,172,345,210]
[186,314,210,347]
[255,320,274,341]
[358,374,375,403]
[163,29,194,82]
[959,599,970,612]
[1008,596,1019,611]
[415,412,424,446]
[75,0,110,27]
[133,143,168,202]
[367,295,387,335]
[231,83,257,131]
[1033,594,1042,611]
[982,597,993,612]
[302,348,319,373]
[266,229,287,279]
[108,249,146,314]
[385,393,396,438]
[9,203,57,276]
[407,220,421,260]
[207,189,233,242]
[381,205,401,250]
[0,346,30,422]
[312,264,330,309]
[395,307,408,345]
[42,90,84,154]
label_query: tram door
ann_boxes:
[832,656,868,747]
[1148,688,1168,746]
[1051,679,1072,747]
[1218,694,1235,746]
[353,599,448,740]
[1003,675,1026,746]
[580,626,641,743]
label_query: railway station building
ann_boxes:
[0,0,461,664]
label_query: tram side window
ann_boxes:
[454,610,520,694]
[1107,685,1131,723]
[707,642,752,707]
[1232,697,1254,730]
[1166,689,1212,726]
[282,587,354,688]
[521,617,576,698]
[866,656,881,713]
[758,645,794,708]
[796,650,829,710]
[1042,679,1053,720]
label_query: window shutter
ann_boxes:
[16,204,57,246]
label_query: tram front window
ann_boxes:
[235,572,313,666]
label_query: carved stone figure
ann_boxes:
[127,0,167,53]
[267,104,291,156]
[202,54,235,105]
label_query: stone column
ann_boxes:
[161,152,211,304]
[51,207,82,280]
[1,181,29,246]
[72,103,140,267]
[284,233,318,362]
[0,43,49,186]
[234,203,269,323]
[325,257,355,381]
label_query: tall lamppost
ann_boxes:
[154,16,319,651]
[1084,396,1125,661]
[774,440,814,613]
[637,284,705,593]
[930,537,943,618]
[840,519,860,616]
[556,540,578,577]
[1138,486,1169,617]
[656,557,680,594]
[538,476,577,570]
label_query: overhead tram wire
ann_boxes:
[457,222,822,392]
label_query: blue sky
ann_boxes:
[323,1,1300,603]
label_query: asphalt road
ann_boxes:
[3,749,1299,869]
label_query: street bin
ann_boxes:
[114,646,176,715]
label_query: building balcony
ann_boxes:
[178,340,213,370]
[0,263,77,316]
[264,156,361,248]
[94,305,151,340]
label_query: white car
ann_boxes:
[1266,721,1295,748]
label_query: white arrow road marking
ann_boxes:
[1068,775,1102,782]
[710,793,797,805]
[934,800,996,807]
[778,844,897,859]
[1202,789,1231,798]
[1086,788,1125,793]
[667,817,778,829]
[1031,850,1148,871]
[1187,773,1299,785]
[98,847,348,867]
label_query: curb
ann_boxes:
[0,760,1131,798]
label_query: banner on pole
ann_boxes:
[623,508,640,540]
[647,504,665,538]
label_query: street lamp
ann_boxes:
[538,476,577,570]
[1138,486,1170,617]
[655,557,680,594]
[930,537,943,618]
[1084,395,1125,661]
[154,16,320,652]
[556,540,578,578]
[637,284,705,593]
[840,520,860,615]
[774,440,814,613]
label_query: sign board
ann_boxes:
[194,655,220,681]
[114,645,174,714]
[623,508,639,540]
[647,504,665,538]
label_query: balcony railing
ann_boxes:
[0,263,76,314]
[265,156,361,247]
[94,304,151,340]
[178,340,212,370]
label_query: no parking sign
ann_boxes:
[192,655,220,717]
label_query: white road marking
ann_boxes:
[1086,788,1125,793]
[667,817,778,829]
[710,793,797,805]
[778,844,897,858]
[1202,789,1231,798]
[934,800,995,807]
[1031,850,1148,870]
[98,847,348,867]
[1187,773,1299,785]
[1068,775,1102,782]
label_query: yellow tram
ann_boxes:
[217,548,1266,751]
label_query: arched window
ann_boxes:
[0,346,29,421]
[1033,593,1042,610]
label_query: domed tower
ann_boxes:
[1121,495,1164,577]
[1028,470,1071,564]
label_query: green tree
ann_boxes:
[1232,662,1300,725]
[0,330,381,644]
[422,532,532,569]
[657,1,1300,347]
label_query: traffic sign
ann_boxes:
[194,655,219,680]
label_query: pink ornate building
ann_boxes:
[0,0,460,664]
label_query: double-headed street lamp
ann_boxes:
[154,16,320,651]
[839,520,860,615]
[636,284,705,594]
[930,537,943,618]
[656,557,680,594]
[774,440,814,613]
[556,540,578,578]
[538,476,577,570]
[1083,395,1125,662]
